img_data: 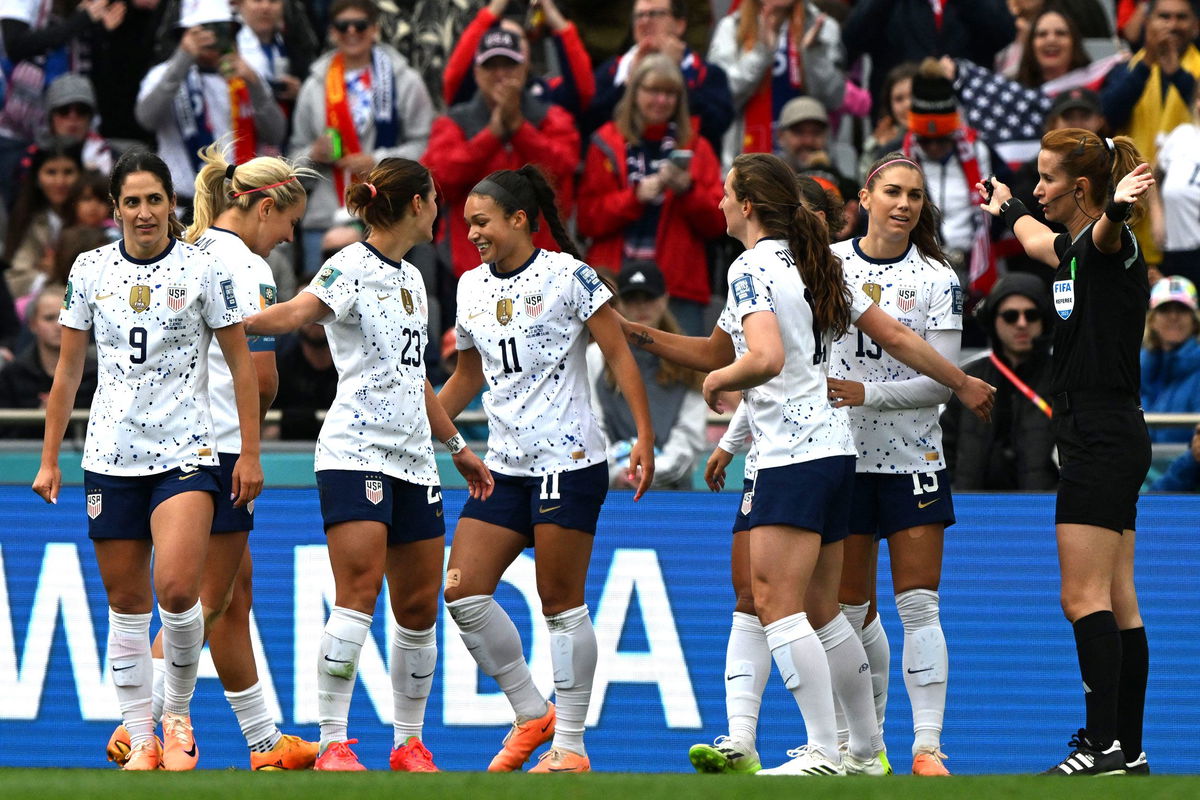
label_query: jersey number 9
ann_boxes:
[129,327,147,364]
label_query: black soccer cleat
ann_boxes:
[1042,729,1125,776]
[1124,751,1150,775]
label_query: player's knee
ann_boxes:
[442,568,469,604]
[392,590,439,631]
[155,582,199,615]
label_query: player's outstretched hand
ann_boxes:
[628,438,655,501]
[705,446,733,492]
[230,455,264,508]
[453,448,495,501]
[32,464,61,504]
[958,376,997,422]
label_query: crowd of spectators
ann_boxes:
[1,0,1200,489]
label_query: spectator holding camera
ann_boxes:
[942,273,1058,490]
[135,0,287,208]
[236,0,320,112]
[442,0,594,118]
[576,53,724,335]
[422,24,580,278]
[290,0,433,276]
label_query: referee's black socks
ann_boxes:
[1073,611,1122,749]
[1118,627,1149,760]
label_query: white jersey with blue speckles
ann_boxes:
[59,239,241,475]
[455,249,611,476]
[717,238,873,470]
[192,227,277,454]
[830,238,963,473]
[305,242,437,485]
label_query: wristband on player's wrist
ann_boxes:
[444,433,466,455]
[1000,198,1031,230]
[1105,199,1132,223]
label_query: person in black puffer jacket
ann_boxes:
[941,272,1058,489]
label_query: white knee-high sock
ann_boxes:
[764,613,839,761]
[860,614,890,734]
[108,609,155,746]
[390,623,436,746]
[816,614,884,760]
[225,682,281,752]
[318,605,372,750]
[896,589,947,755]
[151,657,165,723]
[725,612,770,747]
[547,606,596,756]
[159,601,204,716]
[446,595,547,720]
[834,602,870,745]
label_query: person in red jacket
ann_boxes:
[442,0,595,118]
[424,26,581,279]
[578,53,725,335]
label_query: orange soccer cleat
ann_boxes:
[487,702,556,772]
[389,736,439,772]
[314,739,367,771]
[106,724,132,767]
[250,733,319,771]
[528,747,591,773]
[123,737,163,771]
[912,748,951,776]
[161,712,199,771]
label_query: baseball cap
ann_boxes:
[46,74,96,112]
[475,27,525,65]
[1150,275,1199,311]
[179,0,233,28]
[1047,88,1101,120]
[617,263,666,299]
[778,96,828,130]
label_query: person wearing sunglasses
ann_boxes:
[942,272,1058,491]
[45,74,115,176]
[289,0,434,278]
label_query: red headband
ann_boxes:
[232,176,298,198]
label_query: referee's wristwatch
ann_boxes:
[444,433,467,455]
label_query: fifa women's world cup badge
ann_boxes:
[496,298,514,325]
[129,285,151,313]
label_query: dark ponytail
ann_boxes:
[796,175,847,244]
[731,153,853,337]
[470,166,583,260]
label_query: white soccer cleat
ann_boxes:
[843,750,892,776]
[757,744,845,776]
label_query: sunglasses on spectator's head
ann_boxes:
[333,18,371,33]
[999,308,1042,324]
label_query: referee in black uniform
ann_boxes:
[980,129,1154,776]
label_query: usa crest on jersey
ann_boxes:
[365,478,384,505]
[167,285,187,312]
[496,298,514,325]
[524,293,543,318]
[129,285,151,312]
[896,286,917,313]
[87,490,102,519]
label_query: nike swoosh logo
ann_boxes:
[184,743,197,757]
[170,661,194,669]
[178,471,199,481]
[377,294,391,300]
[538,505,562,514]
[468,311,489,319]
[112,664,136,671]
[917,498,940,509]
[725,673,752,680]
[548,767,575,772]
[411,670,434,679]
[436,509,443,517]
[96,293,114,300]
[906,667,934,674]
[323,655,352,664]
[541,720,552,733]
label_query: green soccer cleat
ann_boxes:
[689,735,762,774]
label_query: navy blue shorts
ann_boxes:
[212,452,254,534]
[849,469,956,539]
[459,462,609,540]
[84,466,220,540]
[316,470,445,545]
[732,478,754,534]
[745,456,856,544]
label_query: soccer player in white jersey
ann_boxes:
[691,176,859,775]
[104,144,321,771]
[32,148,265,771]
[244,158,493,772]
[439,166,655,774]
[825,153,965,776]
[620,153,994,777]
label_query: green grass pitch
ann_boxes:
[1,770,1198,800]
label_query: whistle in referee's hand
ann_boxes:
[982,179,995,204]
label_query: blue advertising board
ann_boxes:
[0,487,1196,773]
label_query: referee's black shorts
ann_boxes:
[1052,391,1151,533]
